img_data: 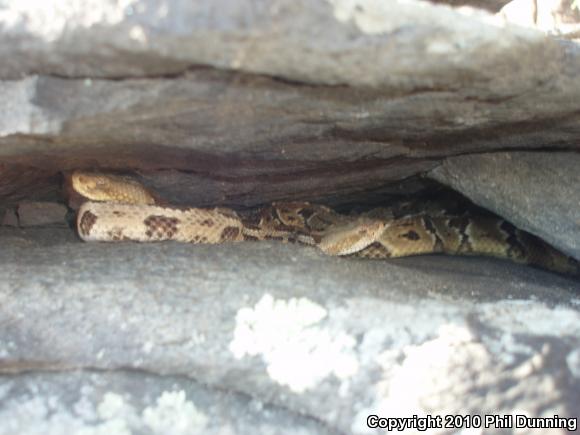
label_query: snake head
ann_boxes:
[318,217,388,256]
[71,171,112,200]
[71,170,157,205]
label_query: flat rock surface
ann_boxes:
[0,370,331,435]
[1,208,18,226]
[16,201,68,227]
[1,228,579,433]
[429,151,580,261]
[0,0,564,89]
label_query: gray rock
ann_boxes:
[500,0,580,39]
[16,201,68,227]
[432,0,510,11]
[429,152,580,260]
[0,0,567,91]
[1,1,579,208]
[1,0,580,431]
[0,371,331,435]
[0,228,578,433]
[0,164,62,207]
[1,208,18,226]
[1,65,579,207]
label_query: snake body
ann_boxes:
[72,171,580,276]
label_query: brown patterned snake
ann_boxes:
[72,170,580,276]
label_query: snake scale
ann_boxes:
[72,170,580,276]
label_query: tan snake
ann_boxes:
[71,170,580,276]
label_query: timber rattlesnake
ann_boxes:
[71,170,580,276]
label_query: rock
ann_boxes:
[16,201,68,227]
[431,0,510,11]
[428,152,580,260]
[0,0,566,90]
[1,0,580,431]
[0,163,62,207]
[500,0,580,39]
[1,208,18,226]
[0,64,579,206]
[0,1,579,207]
[0,228,578,433]
[0,371,331,435]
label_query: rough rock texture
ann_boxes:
[431,0,510,11]
[0,371,332,435]
[0,0,566,87]
[1,228,579,434]
[429,152,580,261]
[1,208,18,226]
[2,0,580,432]
[1,0,580,210]
[16,201,68,227]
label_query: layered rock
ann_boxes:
[1,229,579,433]
[1,0,580,433]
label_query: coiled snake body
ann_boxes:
[72,171,580,276]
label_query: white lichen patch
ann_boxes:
[325,0,539,51]
[96,393,131,421]
[326,0,484,36]
[352,323,493,434]
[0,394,134,435]
[0,388,208,435]
[351,299,580,434]
[85,392,135,435]
[482,331,535,366]
[327,0,400,35]
[142,391,208,434]
[142,341,154,354]
[229,293,359,393]
[0,0,139,42]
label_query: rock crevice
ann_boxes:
[1,0,580,432]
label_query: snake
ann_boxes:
[71,170,580,276]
